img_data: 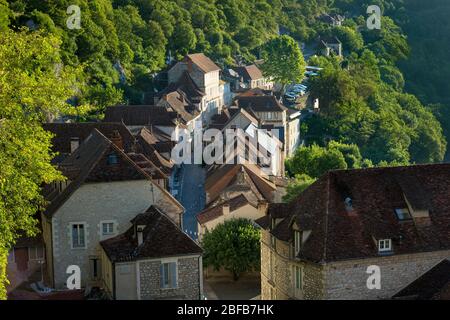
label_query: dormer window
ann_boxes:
[395,208,412,221]
[136,225,145,246]
[378,239,392,252]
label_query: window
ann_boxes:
[102,222,114,236]
[378,239,392,252]
[294,231,302,255]
[294,265,303,290]
[160,262,177,289]
[395,208,412,221]
[107,153,119,165]
[29,247,44,260]
[71,223,86,248]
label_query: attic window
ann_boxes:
[107,153,119,165]
[395,208,412,221]
[378,239,392,253]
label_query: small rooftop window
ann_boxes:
[395,208,412,221]
[378,239,392,253]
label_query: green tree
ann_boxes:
[0,30,79,298]
[260,35,306,93]
[202,218,260,281]
[285,143,348,178]
[283,174,316,203]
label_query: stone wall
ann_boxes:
[51,180,166,289]
[261,226,450,300]
[324,249,450,300]
[139,256,201,300]
[260,230,325,300]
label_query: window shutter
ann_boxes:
[79,225,85,246]
[170,262,177,288]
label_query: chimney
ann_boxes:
[223,204,230,216]
[110,130,124,150]
[137,225,145,246]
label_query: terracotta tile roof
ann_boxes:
[236,95,287,112]
[235,64,264,81]
[104,105,179,126]
[159,90,200,124]
[257,164,450,264]
[393,259,450,300]
[197,194,254,225]
[43,122,136,156]
[185,53,220,73]
[43,129,182,218]
[136,128,174,175]
[126,153,167,180]
[205,164,277,205]
[101,206,202,262]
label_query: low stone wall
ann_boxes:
[139,257,201,300]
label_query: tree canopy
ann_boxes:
[0,29,79,298]
[201,218,260,281]
[260,35,306,91]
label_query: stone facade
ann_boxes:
[168,57,223,123]
[260,229,450,300]
[260,230,324,300]
[139,256,201,300]
[47,180,182,289]
[324,250,450,300]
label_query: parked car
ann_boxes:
[293,84,307,90]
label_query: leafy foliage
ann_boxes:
[0,29,78,298]
[202,219,260,281]
[260,35,306,91]
[283,174,317,203]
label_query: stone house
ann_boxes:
[234,95,299,161]
[166,53,225,123]
[205,163,285,209]
[319,36,343,57]
[208,106,284,177]
[196,194,267,242]
[40,129,203,300]
[224,64,273,91]
[256,164,450,300]
[44,122,174,192]
[100,206,202,300]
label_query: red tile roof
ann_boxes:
[197,194,254,225]
[257,164,450,263]
[101,206,202,262]
[185,53,220,73]
[235,64,264,81]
